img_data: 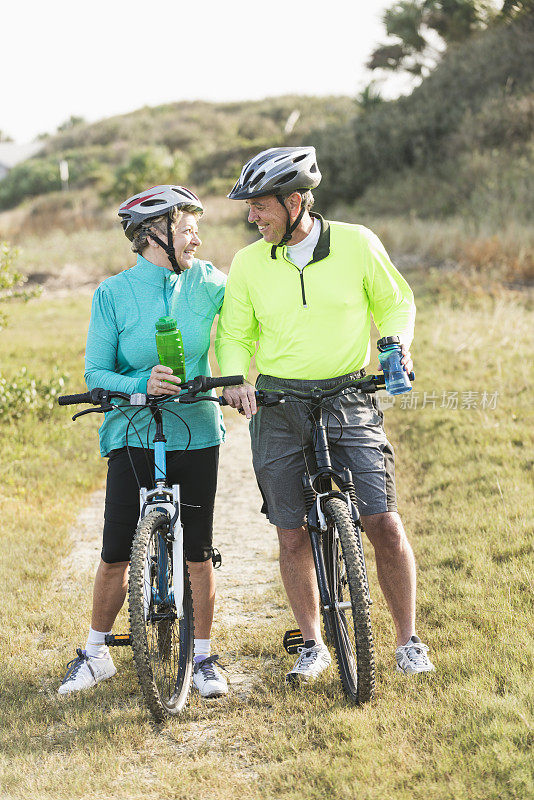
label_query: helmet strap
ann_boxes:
[270,194,305,259]
[148,213,182,275]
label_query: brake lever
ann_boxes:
[256,391,283,407]
[72,405,111,421]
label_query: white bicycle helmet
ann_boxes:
[118,185,203,274]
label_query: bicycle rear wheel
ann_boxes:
[323,498,375,704]
[129,510,194,721]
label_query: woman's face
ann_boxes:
[173,212,201,270]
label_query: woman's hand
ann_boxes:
[147,365,181,396]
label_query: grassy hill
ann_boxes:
[0,96,356,211]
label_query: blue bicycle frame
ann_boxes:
[138,406,184,617]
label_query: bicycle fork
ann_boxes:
[139,439,185,618]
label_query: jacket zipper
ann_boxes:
[298,268,307,308]
[285,258,308,308]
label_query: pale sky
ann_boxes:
[2,0,406,144]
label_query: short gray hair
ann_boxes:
[281,189,315,212]
[131,205,202,255]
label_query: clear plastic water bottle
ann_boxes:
[155,316,186,384]
[377,335,412,395]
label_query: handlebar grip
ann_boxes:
[204,374,244,389]
[58,392,92,406]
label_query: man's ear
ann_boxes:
[285,192,302,221]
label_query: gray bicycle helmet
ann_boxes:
[228,147,321,258]
[227,146,321,201]
[118,185,203,275]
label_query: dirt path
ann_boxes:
[57,414,279,695]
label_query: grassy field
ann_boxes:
[0,271,532,799]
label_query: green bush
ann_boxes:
[0,150,111,210]
[103,147,190,201]
[0,367,68,421]
[0,242,40,329]
[0,160,61,210]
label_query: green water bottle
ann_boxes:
[155,316,186,384]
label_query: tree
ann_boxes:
[368,1,499,77]
[500,0,534,19]
[57,115,86,132]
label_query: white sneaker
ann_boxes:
[192,655,228,698]
[58,648,117,694]
[286,641,332,684]
[395,636,435,675]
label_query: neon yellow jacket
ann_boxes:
[215,214,415,380]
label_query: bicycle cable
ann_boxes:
[113,402,155,491]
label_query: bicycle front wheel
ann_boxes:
[129,510,194,721]
[324,498,375,704]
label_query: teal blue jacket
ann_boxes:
[85,255,227,456]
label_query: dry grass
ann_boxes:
[0,275,532,799]
[0,194,250,289]
[330,207,534,286]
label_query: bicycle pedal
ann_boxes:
[105,633,131,647]
[211,547,222,569]
[283,629,305,654]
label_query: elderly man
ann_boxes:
[215,146,434,683]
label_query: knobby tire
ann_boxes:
[324,498,375,704]
[129,511,194,722]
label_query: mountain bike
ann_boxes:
[58,373,243,722]
[238,371,410,705]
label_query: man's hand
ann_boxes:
[222,381,257,419]
[377,344,413,375]
[400,344,413,375]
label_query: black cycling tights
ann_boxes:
[101,445,219,563]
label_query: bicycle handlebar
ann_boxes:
[57,374,245,408]
[58,391,93,406]
[219,371,415,407]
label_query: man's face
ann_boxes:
[246,195,288,244]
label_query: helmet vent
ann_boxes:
[250,170,266,187]
[140,199,166,207]
[310,164,318,173]
[244,169,255,184]
[274,170,298,185]
[293,154,306,163]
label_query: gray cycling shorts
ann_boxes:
[250,372,397,530]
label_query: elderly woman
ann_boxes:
[58,185,228,699]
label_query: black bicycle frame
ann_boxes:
[302,400,372,611]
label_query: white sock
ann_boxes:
[194,638,211,662]
[85,627,111,659]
